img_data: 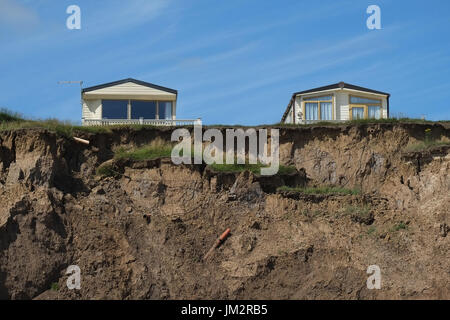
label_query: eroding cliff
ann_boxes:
[0,123,448,299]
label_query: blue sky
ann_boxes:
[0,0,449,125]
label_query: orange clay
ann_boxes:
[219,228,231,241]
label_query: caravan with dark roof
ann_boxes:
[81,78,199,126]
[281,82,390,124]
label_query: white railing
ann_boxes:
[298,120,347,124]
[83,118,201,126]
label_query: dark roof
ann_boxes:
[293,82,390,96]
[82,78,177,95]
[281,82,390,122]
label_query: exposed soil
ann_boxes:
[0,123,449,300]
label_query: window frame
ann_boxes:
[301,94,334,121]
[349,94,382,120]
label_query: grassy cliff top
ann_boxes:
[1,108,449,138]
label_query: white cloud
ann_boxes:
[0,0,39,29]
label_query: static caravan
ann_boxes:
[81,78,198,126]
[281,82,390,124]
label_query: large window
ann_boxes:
[368,106,381,119]
[159,101,173,120]
[305,103,319,120]
[131,100,156,119]
[102,100,128,119]
[102,100,173,120]
[349,95,382,120]
[303,95,333,120]
[352,107,365,120]
[320,102,332,120]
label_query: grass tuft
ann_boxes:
[96,164,118,177]
[405,139,450,152]
[0,108,24,122]
[114,140,173,161]
[208,162,296,175]
[277,185,360,195]
[391,221,408,232]
[50,282,59,291]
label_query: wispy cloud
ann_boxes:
[0,0,39,30]
[138,41,260,80]
[179,26,399,106]
[85,0,172,35]
[183,48,379,109]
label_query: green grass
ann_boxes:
[277,185,360,195]
[114,140,173,161]
[344,204,371,215]
[96,164,118,177]
[405,139,450,152]
[0,118,76,137]
[50,282,59,291]
[0,108,23,122]
[343,205,372,223]
[367,226,376,235]
[208,162,265,174]
[391,222,408,232]
[0,108,172,137]
[208,162,296,175]
[275,117,437,128]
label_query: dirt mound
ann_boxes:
[0,123,449,300]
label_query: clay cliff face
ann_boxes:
[0,123,448,300]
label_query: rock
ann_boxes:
[440,223,449,237]
[228,171,264,202]
[92,186,106,195]
[250,221,261,230]
[351,212,375,225]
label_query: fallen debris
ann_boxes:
[73,137,90,145]
[203,228,231,261]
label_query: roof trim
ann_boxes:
[293,82,390,97]
[281,82,390,122]
[82,78,178,95]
